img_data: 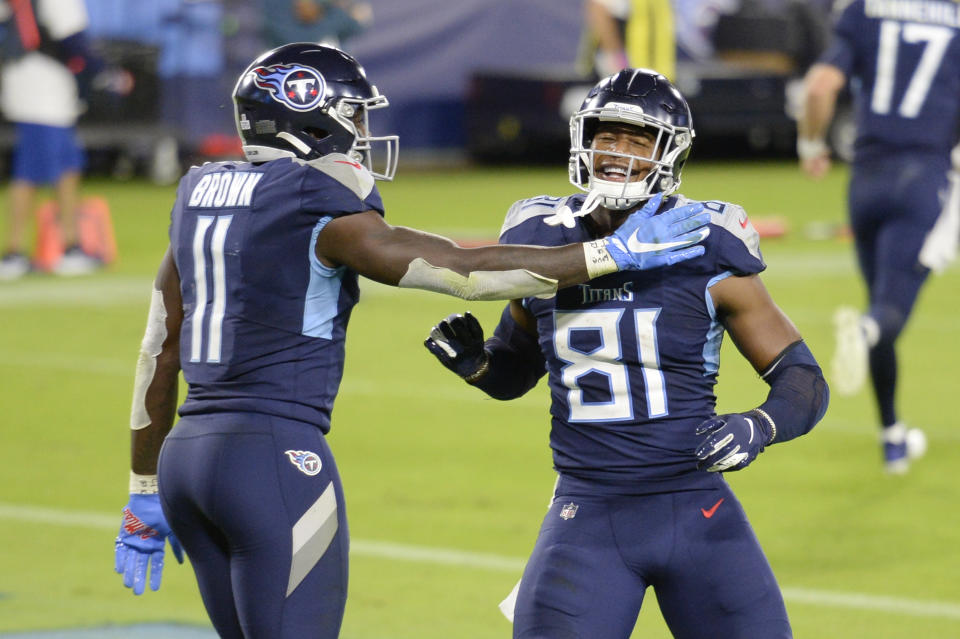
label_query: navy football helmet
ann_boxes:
[233,43,398,180]
[569,69,694,210]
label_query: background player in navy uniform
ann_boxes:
[425,69,829,639]
[110,45,712,639]
[798,0,960,473]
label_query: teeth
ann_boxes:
[600,166,628,179]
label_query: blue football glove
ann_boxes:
[424,311,489,381]
[604,192,711,270]
[115,493,184,595]
[694,411,773,472]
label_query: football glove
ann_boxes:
[694,411,773,472]
[604,192,710,271]
[115,493,184,595]
[424,311,489,382]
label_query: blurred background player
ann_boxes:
[426,69,828,638]
[798,0,960,473]
[0,0,103,279]
[111,44,711,638]
[260,0,373,49]
[579,0,675,80]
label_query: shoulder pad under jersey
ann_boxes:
[297,153,376,201]
[499,195,571,239]
[676,195,762,263]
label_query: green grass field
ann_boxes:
[1,160,958,638]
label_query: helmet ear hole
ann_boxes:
[303,127,330,142]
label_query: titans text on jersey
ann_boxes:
[499,193,762,492]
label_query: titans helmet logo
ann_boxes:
[285,449,323,476]
[252,64,326,112]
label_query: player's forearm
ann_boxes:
[384,228,614,299]
[799,64,844,145]
[129,352,179,474]
[468,306,545,400]
[755,341,829,444]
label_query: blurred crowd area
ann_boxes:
[0,0,841,180]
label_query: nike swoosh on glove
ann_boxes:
[694,411,773,472]
[115,493,184,595]
[604,193,711,271]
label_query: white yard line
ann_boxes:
[1,501,958,621]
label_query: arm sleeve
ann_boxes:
[756,340,830,444]
[470,306,547,400]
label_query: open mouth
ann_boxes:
[597,163,630,182]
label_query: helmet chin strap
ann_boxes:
[544,187,637,228]
[590,176,656,211]
[277,132,313,156]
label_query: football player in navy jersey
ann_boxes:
[798,0,960,473]
[110,44,713,639]
[425,69,829,638]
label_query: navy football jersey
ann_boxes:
[500,194,764,491]
[820,0,960,160]
[169,154,384,431]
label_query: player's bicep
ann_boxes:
[804,63,846,99]
[710,274,801,373]
[316,210,461,285]
[509,299,538,337]
[154,247,183,365]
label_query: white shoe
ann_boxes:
[54,246,101,276]
[0,252,30,280]
[883,423,927,475]
[831,306,868,396]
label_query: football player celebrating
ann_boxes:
[798,0,960,473]
[111,44,712,639]
[425,69,829,638]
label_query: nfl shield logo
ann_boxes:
[559,502,578,520]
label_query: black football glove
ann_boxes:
[424,312,489,382]
[694,411,774,472]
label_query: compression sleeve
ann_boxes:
[754,340,829,444]
[470,306,546,400]
[398,258,559,301]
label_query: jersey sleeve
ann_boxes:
[498,195,583,247]
[817,0,859,75]
[299,153,385,219]
[698,198,766,276]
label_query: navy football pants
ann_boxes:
[513,480,791,639]
[158,413,348,639]
[848,152,949,425]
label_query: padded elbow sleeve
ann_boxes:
[757,340,829,444]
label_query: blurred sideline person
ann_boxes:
[579,0,675,80]
[798,0,959,473]
[260,0,372,49]
[111,44,712,639]
[426,69,828,638]
[0,0,103,279]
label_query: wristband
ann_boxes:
[751,407,777,444]
[463,353,491,384]
[129,472,159,495]
[797,138,829,161]
[583,240,618,278]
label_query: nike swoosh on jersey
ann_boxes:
[627,227,709,253]
[701,498,724,518]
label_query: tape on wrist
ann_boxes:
[129,471,159,495]
[583,240,618,279]
[796,138,829,161]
